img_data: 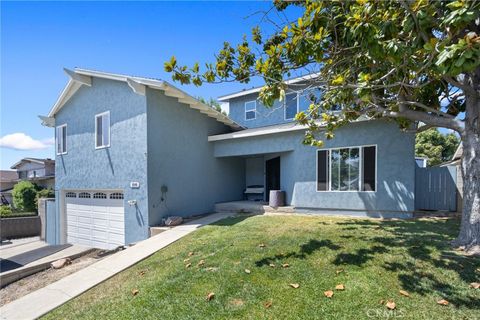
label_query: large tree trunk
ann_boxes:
[454,92,480,253]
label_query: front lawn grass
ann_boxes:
[44,215,480,320]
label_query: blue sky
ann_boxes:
[1,1,300,169]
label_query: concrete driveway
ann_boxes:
[1,237,92,287]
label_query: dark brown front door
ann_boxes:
[265,157,280,201]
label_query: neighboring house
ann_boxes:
[0,170,19,205]
[10,158,55,189]
[41,68,416,250]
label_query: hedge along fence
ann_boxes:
[1,182,54,218]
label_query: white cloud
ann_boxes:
[0,133,55,151]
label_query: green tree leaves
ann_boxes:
[415,128,460,166]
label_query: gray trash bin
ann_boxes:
[269,190,285,207]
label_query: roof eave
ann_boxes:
[46,68,244,130]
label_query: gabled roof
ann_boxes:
[452,143,462,160]
[42,68,243,130]
[0,170,19,182]
[217,73,321,102]
[10,158,55,169]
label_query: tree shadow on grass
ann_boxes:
[209,215,253,227]
[255,239,341,267]
[336,218,480,308]
[333,245,389,266]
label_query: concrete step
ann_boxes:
[214,201,295,214]
[264,205,295,213]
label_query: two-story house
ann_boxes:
[41,68,415,250]
[10,158,55,189]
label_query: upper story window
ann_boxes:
[56,124,67,155]
[317,145,376,192]
[95,111,110,149]
[245,101,256,120]
[284,92,299,120]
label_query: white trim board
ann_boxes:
[208,121,321,142]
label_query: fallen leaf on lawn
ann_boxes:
[335,269,344,275]
[245,269,251,274]
[289,283,300,289]
[399,290,410,297]
[269,263,276,268]
[470,282,480,289]
[324,290,334,298]
[258,243,266,248]
[138,270,146,276]
[264,300,273,308]
[281,263,289,268]
[185,263,192,268]
[183,258,190,263]
[131,289,139,296]
[206,292,215,301]
[335,284,345,290]
[379,299,385,305]
[188,251,194,256]
[437,299,449,306]
[385,300,396,310]
[198,260,205,267]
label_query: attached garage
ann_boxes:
[65,190,125,250]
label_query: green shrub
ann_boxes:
[36,188,55,200]
[0,205,12,217]
[12,181,38,212]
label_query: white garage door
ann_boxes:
[65,191,125,250]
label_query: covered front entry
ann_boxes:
[265,157,281,201]
[65,190,125,250]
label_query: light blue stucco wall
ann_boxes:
[228,88,316,129]
[245,157,264,186]
[54,78,149,245]
[212,120,416,213]
[146,88,245,226]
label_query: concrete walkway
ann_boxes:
[0,212,233,320]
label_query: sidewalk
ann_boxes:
[0,212,234,320]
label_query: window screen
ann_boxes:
[95,112,110,148]
[317,150,328,191]
[56,125,67,154]
[285,93,298,120]
[245,101,256,120]
[362,146,376,191]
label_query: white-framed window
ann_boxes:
[95,111,110,149]
[317,145,377,192]
[245,101,256,120]
[66,192,77,198]
[78,192,91,198]
[56,124,67,155]
[284,92,299,120]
